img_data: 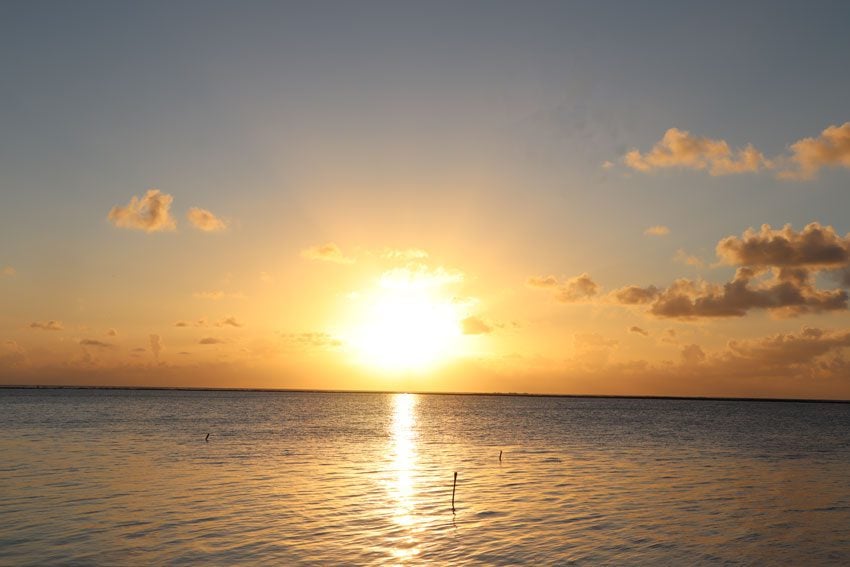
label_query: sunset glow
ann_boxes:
[344,269,465,372]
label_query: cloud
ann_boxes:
[629,326,649,337]
[193,290,245,301]
[461,316,493,335]
[613,223,850,319]
[674,249,705,268]
[379,264,464,291]
[634,273,846,319]
[601,160,615,169]
[108,189,176,232]
[622,122,850,181]
[725,327,850,367]
[612,285,660,305]
[1,266,15,277]
[380,248,429,260]
[186,207,228,232]
[716,222,850,269]
[149,334,162,360]
[199,337,226,345]
[106,328,118,337]
[174,321,190,327]
[301,243,355,264]
[681,344,706,365]
[79,339,114,349]
[216,316,243,328]
[644,225,670,236]
[780,122,850,180]
[624,128,770,175]
[279,332,342,349]
[29,320,63,331]
[528,273,599,303]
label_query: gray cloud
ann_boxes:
[199,337,226,345]
[716,222,850,268]
[614,223,850,319]
[629,326,649,337]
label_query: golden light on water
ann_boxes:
[389,393,421,559]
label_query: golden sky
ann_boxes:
[2,2,850,398]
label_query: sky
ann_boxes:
[2,1,850,398]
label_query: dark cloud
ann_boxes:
[614,223,850,319]
[199,337,225,345]
[716,222,850,268]
[629,326,649,337]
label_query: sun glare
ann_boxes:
[345,268,464,372]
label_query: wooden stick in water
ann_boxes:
[451,472,457,512]
[499,450,502,462]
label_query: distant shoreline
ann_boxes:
[1,384,848,404]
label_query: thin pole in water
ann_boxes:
[451,472,457,512]
[499,450,502,462]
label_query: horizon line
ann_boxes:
[1,384,849,404]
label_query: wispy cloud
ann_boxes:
[644,225,670,237]
[79,339,114,349]
[629,326,649,337]
[301,243,355,264]
[1,266,15,277]
[199,337,226,345]
[29,320,63,331]
[186,207,228,232]
[461,316,493,335]
[528,273,599,303]
[193,290,245,301]
[149,334,162,361]
[108,189,176,232]
[674,249,705,268]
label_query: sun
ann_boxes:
[343,267,465,372]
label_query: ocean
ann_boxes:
[2,388,850,565]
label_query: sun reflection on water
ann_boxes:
[389,393,420,560]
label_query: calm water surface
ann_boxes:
[2,389,850,565]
